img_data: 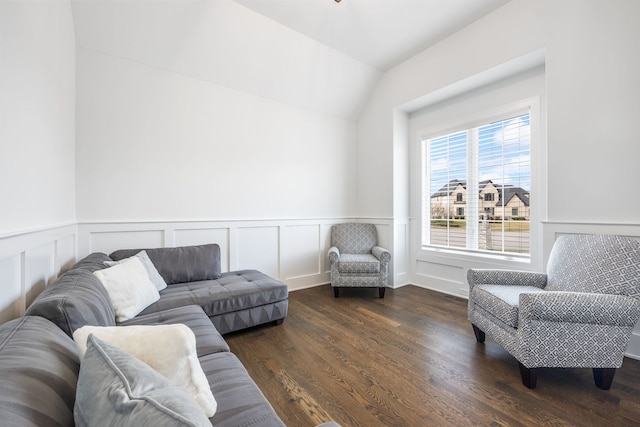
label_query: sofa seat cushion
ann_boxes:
[472,285,548,328]
[137,270,288,319]
[338,254,380,273]
[200,352,285,427]
[0,316,79,427]
[25,268,116,337]
[118,305,230,356]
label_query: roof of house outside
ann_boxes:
[496,186,530,207]
[431,179,529,207]
[431,179,492,197]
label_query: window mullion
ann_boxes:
[467,129,479,250]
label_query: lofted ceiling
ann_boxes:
[233,0,510,71]
[71,0,511,120]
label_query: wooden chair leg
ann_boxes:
[593,368,616,390]
[378,287,386,298]
[334,287,340,298]
[518,362,537,389]
[472,324,485,343]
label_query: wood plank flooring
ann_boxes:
[224,285,640,427]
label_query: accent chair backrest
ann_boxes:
[545,233,640,298]
[331,223,378,254]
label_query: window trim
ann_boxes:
[417,97,541,263]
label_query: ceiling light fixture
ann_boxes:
[335,0,341,3]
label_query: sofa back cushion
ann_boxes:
[110,244,222,285]
[546,234,640,297]
[0,316,79,427]
[25,268,117,337]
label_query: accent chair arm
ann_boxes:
[372,246,391,265]
[328,246,340,264]
[467,269,547,291]
[519,292,640,326]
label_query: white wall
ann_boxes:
[357,0,546,288]
[358,0,640,284]
[0,0,76,235]
[76,48,357,222]
[71,0,376,296]
[545,0,640,222]
[72,1,372,294]
[70,0,379,122]
[0,1,77,322]
[357,0,640,357]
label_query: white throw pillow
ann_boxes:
[93,257,160,322]
[74,324,217,418]
[104,250,167,291]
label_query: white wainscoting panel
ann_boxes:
[236,226,279,279]
[58,234,76,272]
[77,218,402,292]
[24,242,56,308]
[281,224,321,282]
[0,255,22,323]
[394,219,409,286]
[409,216,537,298]
[87,229,165,255]
[0,224,77,322]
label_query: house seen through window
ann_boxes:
[422,111,531,256]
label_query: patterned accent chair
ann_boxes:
[468,234,640,389]
[328,223,391,298]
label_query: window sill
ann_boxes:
[420,245,531,265]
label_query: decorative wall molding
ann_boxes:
[0,224,77,323]
[0,217,405,324]
[77,217,401,292]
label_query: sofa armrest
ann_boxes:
[467,269,547,291]
[519,292,640,326]
[328,246,340,264]
[372,246,391,265]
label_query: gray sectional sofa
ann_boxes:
[0,244,320,427]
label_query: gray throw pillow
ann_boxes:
[74,334,211,427]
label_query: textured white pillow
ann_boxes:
[104,250,167,291]
[93,257,160,322]
[74,324,217,418]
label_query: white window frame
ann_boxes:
[418,98,541,263]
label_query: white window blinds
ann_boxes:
[422,112,531,256]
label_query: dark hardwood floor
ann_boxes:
[224,285,640,427]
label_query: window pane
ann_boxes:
[423,112,531,257]
[476,114,530,255]
[427,131,467,249]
